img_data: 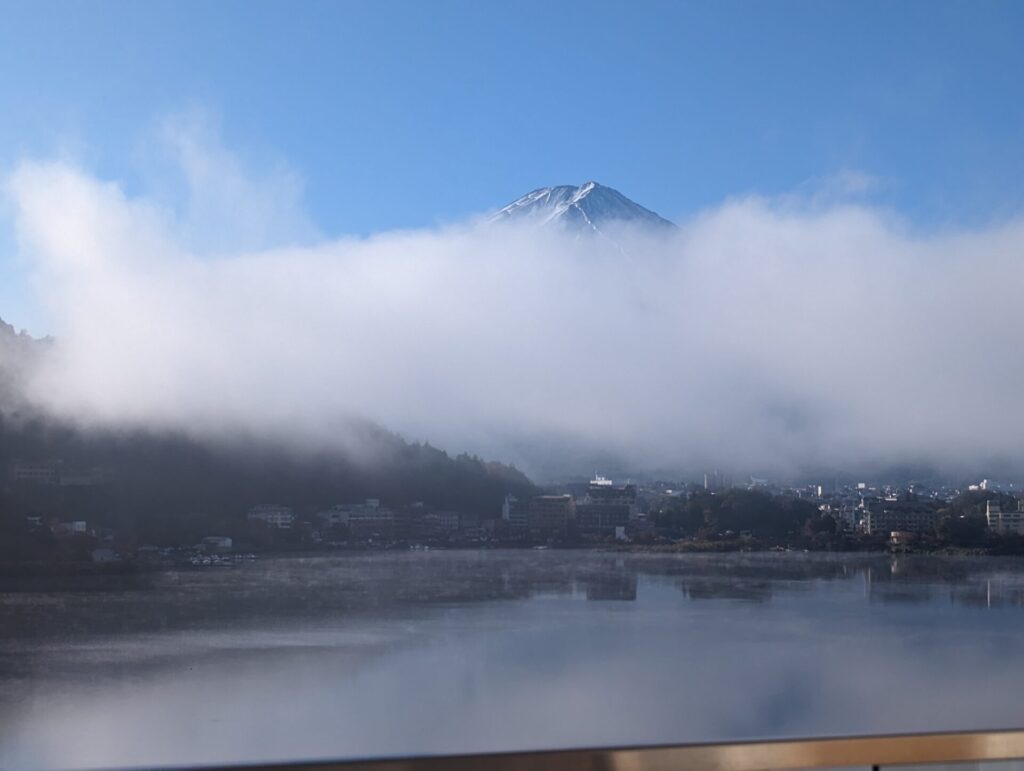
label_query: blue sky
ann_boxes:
[2,0,1024,331]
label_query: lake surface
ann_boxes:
[3,550,1024,769]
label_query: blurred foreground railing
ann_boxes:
[210,730,1024,771]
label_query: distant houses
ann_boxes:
[242,476,652,545]
[19,462,1024,557]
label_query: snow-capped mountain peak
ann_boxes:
[490,181,675,233]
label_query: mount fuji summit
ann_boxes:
[491,181,676,235]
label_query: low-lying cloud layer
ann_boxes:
[5,132,1024,479]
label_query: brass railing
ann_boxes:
[228,730,1024,771]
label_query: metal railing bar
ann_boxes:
[151,728,1024,771]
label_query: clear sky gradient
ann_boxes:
[2,0,1023,330]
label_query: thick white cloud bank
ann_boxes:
[5,141,1024,479]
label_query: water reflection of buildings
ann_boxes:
[862,559,1024,608]
[501,555,1024,610]
[584,572,638,601]
[19,553,1024,653]
[664,554,853,604]
[679,579,773,603]
[862,561,935,604]
[950,578,1024,609]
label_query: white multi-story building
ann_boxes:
[317,499,401,539]
[12,461,60,485]
[317,504,354,528]
[986,500,1024,536]
[200,536,234,551]
[347,501,399,540]
[247,504,295,529]
[501,494,528,530]
[317,499,385,528]
[11,461,109,486]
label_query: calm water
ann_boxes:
[3,550,1024,768]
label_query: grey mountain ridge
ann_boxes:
[491,181,676,234]
[0,318,49,407]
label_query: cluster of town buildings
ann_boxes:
[772,478,1024,540]
[246,476,642,544]
[241,474,1024,547]
[11,453,1024,556]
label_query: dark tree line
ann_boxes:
[651,489,821,538]
[0,410,536,549]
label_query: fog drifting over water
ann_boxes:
[5,126,1024,477]
[5,552,1024,768]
